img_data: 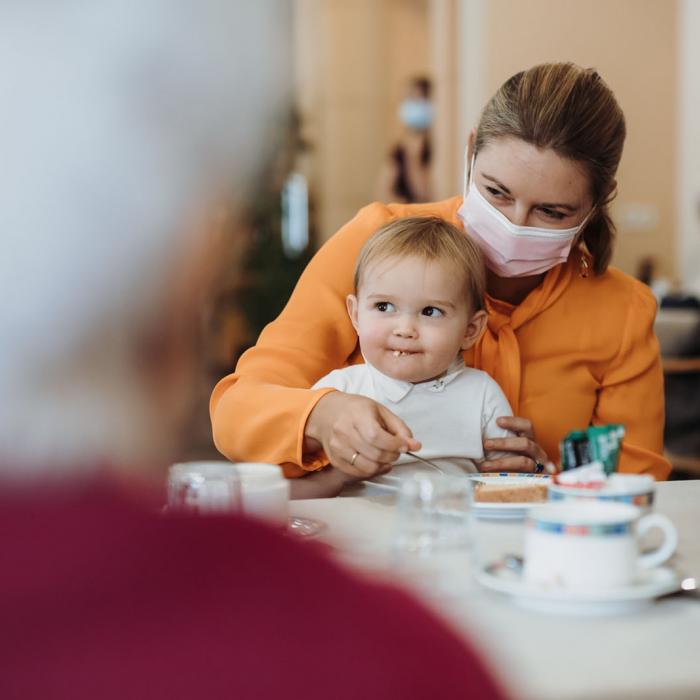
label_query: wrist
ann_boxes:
[305,390,338,444]
[330,466,362,488]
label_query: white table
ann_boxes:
[290,481,700,700]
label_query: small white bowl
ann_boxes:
[548,473,656,512]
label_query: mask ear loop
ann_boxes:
[462,148,475,200]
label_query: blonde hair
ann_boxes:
[354,216,485,311]
[475,62,626,275]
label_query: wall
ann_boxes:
[294,0,430,242]
[295,0,680,278]
[678,0,700,291]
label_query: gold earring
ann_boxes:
[579,254,590,279]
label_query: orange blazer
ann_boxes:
[210,197,671,480]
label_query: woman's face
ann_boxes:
[471,136,593,230]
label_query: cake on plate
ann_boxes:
[474,479,548,503]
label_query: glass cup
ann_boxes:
[167,461,325,538]
[167,461,242,515]
[391,475,474,599]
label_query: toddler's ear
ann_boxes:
[346,294,360,333]
[461,309,487,350]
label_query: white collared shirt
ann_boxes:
[312,357,513,479]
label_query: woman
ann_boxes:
[375,76,433,203]
[211,62,671,482]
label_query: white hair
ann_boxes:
[0,1,290,471]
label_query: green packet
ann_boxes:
[560,424,625,474]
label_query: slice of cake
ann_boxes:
[474,480,548,503]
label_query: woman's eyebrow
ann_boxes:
[482,173,512,194]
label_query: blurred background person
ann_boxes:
[375,76,433,204]
[0,3,508,698]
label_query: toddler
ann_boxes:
[293,216,513,497]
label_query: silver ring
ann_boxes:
[534,461,545,474]
[350,451,359,466]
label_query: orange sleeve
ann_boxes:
[210,202,399,476]
[594,281,671,480]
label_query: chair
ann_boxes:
[663,357,700,478]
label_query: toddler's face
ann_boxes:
[347,255,483,383]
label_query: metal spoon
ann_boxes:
[658,576,700,602]
[405,452,445,474]
[485,554,524,576]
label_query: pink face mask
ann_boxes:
[458,158,591,278]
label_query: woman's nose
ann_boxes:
[509,202,530,227]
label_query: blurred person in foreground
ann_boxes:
[0,3,508,699]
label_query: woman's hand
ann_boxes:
[479,416,550,473]
[304,391,421,479]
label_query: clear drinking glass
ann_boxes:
[392,475,475,599]
[167,461,242,515]
[166,461,326,538]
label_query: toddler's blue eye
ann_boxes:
[422,306,443,317]
[375,301,395,313]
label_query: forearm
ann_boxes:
[210,374,334,470]
[210,205,396,468]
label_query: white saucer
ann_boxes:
[478,564,680,615]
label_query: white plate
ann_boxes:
[365,472,549,520]
[473,502,535,519]
[478,563,680,616]
[369,464,463,490]
[470,473,550,520]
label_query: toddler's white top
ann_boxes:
[312,357,513,484]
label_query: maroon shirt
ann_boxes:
[0,480,508,699]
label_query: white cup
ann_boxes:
[524,501,677,590]
[236,462,289,526]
